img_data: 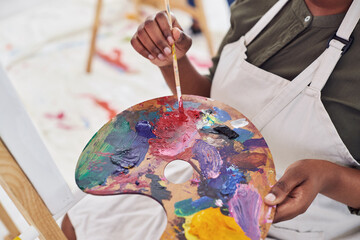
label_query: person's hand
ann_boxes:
[131,11,192,67]
[264,159,332,223]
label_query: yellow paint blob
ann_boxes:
[183,208,251,240]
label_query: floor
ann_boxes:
[0,0,231,238]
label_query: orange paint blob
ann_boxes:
[184,208,251,240]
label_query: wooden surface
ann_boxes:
[0,202,20,240]
[0,139,67,240]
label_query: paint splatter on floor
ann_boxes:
[82,94,118,120]
[96,48,131,72]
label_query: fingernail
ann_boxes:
[167,36,174,45]
[158,53,165,60]
[265,193,276,202]
[164,47,171,55]
[148,54,155,60]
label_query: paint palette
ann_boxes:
[75,95,276,239]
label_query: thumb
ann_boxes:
[264,172,301,206]
[172,27,192,51]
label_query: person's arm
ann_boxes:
[264,159,360,222]
[61,213,77,240]
[131,11,211,97]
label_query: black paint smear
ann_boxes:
[213,125,239,139]
[173,217,186,240]
[145,174,172,204]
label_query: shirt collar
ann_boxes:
[291,0,345,28]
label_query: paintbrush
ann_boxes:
[164,0,184,113]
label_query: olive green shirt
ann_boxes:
[209,0,360,162]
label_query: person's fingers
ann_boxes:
[273,181,317,223]
[130,34,154,60]
[153,11,190,51]
[144,16,172,58]
[264,169,304,206]
[130,11,190,65]
[172,27,192,51]
[155,11,175,45]
[136,21,164,60]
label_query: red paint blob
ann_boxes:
[96,48,129,71]
[82,95,118,120]
[150,108,200,158]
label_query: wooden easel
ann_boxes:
[0,201,20,240]
[86,0,214,73]
[0,139,67,240]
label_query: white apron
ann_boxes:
[211,0,360,239]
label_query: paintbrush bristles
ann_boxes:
[164,0,183,107]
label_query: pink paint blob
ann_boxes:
[45,112,65,120]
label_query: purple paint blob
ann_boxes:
[192,139,223,179]
[105,129,149,173]
[243,138,267,149]
[229,184,262,240]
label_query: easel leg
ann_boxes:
[86,0,103,73]
[194,0,214,56]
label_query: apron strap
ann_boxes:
[244,0,289,46]
[253,0,360,129]
[310,0,360,91]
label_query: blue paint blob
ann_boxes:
[220,167,246,196]
[164,103,173,112]
[135,121,156,138]
[173,101,202,110]
[206,167,247,203]
[233,128,254,143]
[213,107,231,122]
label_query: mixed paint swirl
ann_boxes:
[76,95,276,239]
